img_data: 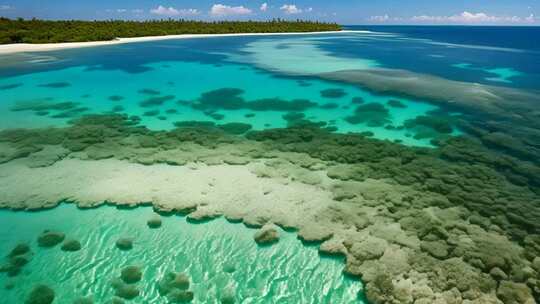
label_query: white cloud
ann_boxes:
[368,14,390,22]
[150,5,199,16]
[210,4,252,16]
[411,11,536,24]
[0,4,12,10]
[260,3,268,12]
[280,4,302,14]
[116,9,127,13]
[132,9,144,14]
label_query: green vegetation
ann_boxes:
[0,18,341,44]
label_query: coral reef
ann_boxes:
[0,113,539,303]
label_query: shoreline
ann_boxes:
[0,30,359,55]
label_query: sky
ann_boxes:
[0,0,539,25]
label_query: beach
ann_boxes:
[0,30,357,55]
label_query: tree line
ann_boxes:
[0,18,342,44]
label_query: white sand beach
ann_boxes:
[0,30,360,55]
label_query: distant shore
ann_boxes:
[0,30,358,55]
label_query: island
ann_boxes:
[0,18,341,44]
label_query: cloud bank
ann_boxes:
[150,5,200,16]
[280,4,312,15]
[411,11,536,24]
[210,4,252,16]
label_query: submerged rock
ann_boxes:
[25,284,55,304]
[147,217,162,229]
[121,266,142,284]
[37,231,65,247]
[109,297,125,304]
[8,243,30,257]
[220,288,236,304]
[61,239,82,252]
[168,290,194,303]
[1,242,32,277]
[158,272,191,295]
[253,224,279,245]
[115,238,133,251]
[114,284,139,300]
[73,297,94,304]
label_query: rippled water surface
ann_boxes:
[0,205,363,303]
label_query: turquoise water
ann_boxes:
[0,204,363,303]
[452,63,523,83]
[0,32,474,147]
[0,59,445,147]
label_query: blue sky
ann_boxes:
[0,1,538,25]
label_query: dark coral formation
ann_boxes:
[345,103,390,127]
[147,217,162,229]
[38,82,71,88]
[320,88,347,99]
[143,110,159,117]
[1,112,540,303]
[121,266,142,284]
[404,115,453,134]
[138,89,160,95]
[10,99,89,119]
[61,239,82,252]
[190,88,317,112]
[387,99,407,108]
[139,95,175,107]
[218,123,252,135]
[25,284,55,304]
[115,238,133,251]
[0,243,32,277]
[108,95,124,102]
[111,278,139,300]
[37,231,65,247]
[157,272,194,302]
[0,83,22,90]
[351,97,364,104]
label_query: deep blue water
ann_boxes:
[338,25,540,89]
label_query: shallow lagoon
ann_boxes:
[0,204,363,303]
